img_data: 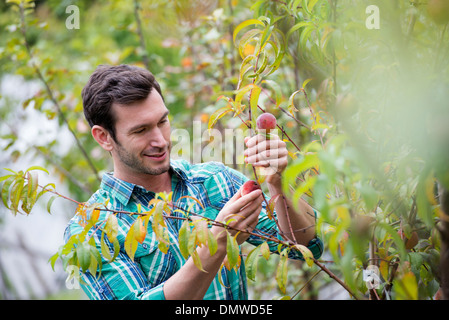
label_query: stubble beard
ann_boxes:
[115,141,171,176]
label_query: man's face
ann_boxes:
[110,89,171,178]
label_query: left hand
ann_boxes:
[243,134,288,185]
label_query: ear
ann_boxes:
[91,125,114,152]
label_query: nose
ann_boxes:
[149,127,168,149]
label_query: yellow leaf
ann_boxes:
[226,231,241,270]
[261,241,270,260]
[133,217,147,244]
[178,195,205,210]
[124,225,138,261]
[275,250,288,294]
[394,271,418,300]
[105,214,118,242]
[295,244,314,267]
[267,194,282,220]
[192,250,207,273]
[179,219,191,259]
[379,260,389,282]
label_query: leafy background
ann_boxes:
[0,0,448,300]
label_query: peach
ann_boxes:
[256,113,277,131]
[241,180,261,196]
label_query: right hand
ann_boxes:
[212,187,263,245]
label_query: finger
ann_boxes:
[239,204,263,233]
[245,134,281,149]
[245,147,287,164]
[229,197,263,227]
[225,186,243,205]
[245,204,263,230]
[251,154,288,167]
[225,189,262,214]
[238,194,264,216]
[244,139,286,158]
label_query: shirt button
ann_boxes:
[142,243,148,249]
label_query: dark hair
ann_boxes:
[81,64,164,141]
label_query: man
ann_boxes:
[64,64,323,300]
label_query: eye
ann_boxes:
[134,128,146,134]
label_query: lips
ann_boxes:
[144,151,167,161]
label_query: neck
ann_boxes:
[114,169,172,194]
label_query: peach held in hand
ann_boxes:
[256,113,277,132]
[241,180,261,196]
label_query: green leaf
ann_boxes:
[226,231,240,270]
[179,219,191,259]
[235,83,258,105]
[191,250,207,273]
[237,29,262,59]
[245,244,261,281]
[112,238,120,262]
[233,19,265,45]
[249,85,261,122]
[259,24,274,51]
[48,252,59,271]
[10,177,24,214]
[207,229,218,256]
[299,25,314,50]
[26,171,38,204]
[1,177,14,209]
[0,174,14,183]
[46,195,58,214]
[89,243,102,278]
[302,78,313,91]
[101,232,112,262]
[275,249,289,294]
[76,242,91,273]
[286,21,310,42]
[25,165,49,175]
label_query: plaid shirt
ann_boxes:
[64,159,323,300]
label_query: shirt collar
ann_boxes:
[101,159,187,207]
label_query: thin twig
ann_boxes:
[133,0,150,70]
[18,3,100,182]
[290,268,322,300]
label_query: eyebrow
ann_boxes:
[128,110,170,133]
